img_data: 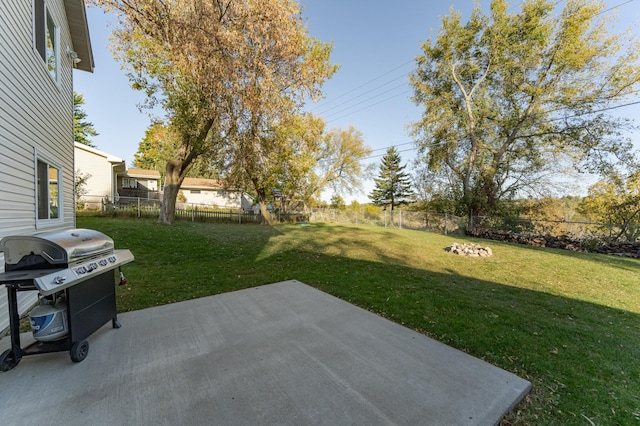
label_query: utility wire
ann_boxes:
[312,60,414,110]
[323,85,411,120]
[357,98,640,164]
[599,0,635,15]
[312,0,637,126]
[315,74,409,116]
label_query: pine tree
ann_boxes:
[73,92,98,147]
[369,147,413,217]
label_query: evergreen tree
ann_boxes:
[369,147,413,216]
[73,92,98,147]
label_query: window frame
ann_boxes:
[122,178,138,189]
[35,153,64,227]
[33,0,59,82]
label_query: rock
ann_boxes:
[446,242,493,257]
[466,227,640,258]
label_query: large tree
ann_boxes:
[369,147,414,218]
[578,171,640,242]
[91,0,335,223]
[410,0,640,226]
[134,122,219,180]
[219,115,370,215]
[279,124,371,211]
[73,92,98,147]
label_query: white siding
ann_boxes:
[183,189,253,210]
[1,0,80,333]
[75,143,123,204]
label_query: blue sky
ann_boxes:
[74,0,640,203]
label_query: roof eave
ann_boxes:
[64,0,94,73]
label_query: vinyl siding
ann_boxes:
[75,144,122,200]
[184,189,244,208]
[0,0,81,334]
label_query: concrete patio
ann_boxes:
[0,280,530,425]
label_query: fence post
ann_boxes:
[137,197,141,218]
[399,210,402,229]
[444,213,448,235]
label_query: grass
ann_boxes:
[78,216,640,425]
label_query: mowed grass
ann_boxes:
[78,216,640,425]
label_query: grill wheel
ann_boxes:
[70,340,89,363]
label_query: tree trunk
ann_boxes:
[159,159,186,224]
[258,201,272,225]
[254,187,273,225]
[159,182,179,224]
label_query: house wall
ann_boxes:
[183,189,252,210]
[0,0,78,332]
[75,144,119,204]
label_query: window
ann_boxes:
[34,0,58,81]
[37,159,61,220]
[122,178,138,189]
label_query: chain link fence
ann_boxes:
[309,208,467,235]
[77,195,638,243]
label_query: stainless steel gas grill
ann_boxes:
[0,228,133,371]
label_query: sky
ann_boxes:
[74,0,640,203]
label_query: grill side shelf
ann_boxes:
[33,250,134,296]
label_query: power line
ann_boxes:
[323,85,411,120]
[324,89,414,122]
[315,74,408,116]
[360,98,640,163]
[313,60,414,110]
[362,147,417,162]
[370,141,414,152]
[599,0,635,15]
[311,0,638,126]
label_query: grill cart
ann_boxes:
[0,229,133,371]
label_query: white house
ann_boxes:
[74,142,126,207]
[0,0,93,333]
[180,178,253,211]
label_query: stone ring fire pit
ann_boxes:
[445,243,493,257]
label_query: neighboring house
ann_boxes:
[74,143,161,205]
[180,178,253,211]
[118,168,161,200]
[74,143,250,210]
[0,0,94,333]
[74,142,126,208]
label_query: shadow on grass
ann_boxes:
[266,250,639,425]
[78,218,639,425]
[249,225,640,425]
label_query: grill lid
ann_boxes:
[1,228,114,267]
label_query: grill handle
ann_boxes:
[68,244,112,259]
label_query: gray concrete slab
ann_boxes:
[0,280,530,425]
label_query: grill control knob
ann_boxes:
[99,259,108,266]
[53,276,67,285]
[108,256,117,263]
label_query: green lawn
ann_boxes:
[78,216,640,425]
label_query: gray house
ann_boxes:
[0,0,94,333]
